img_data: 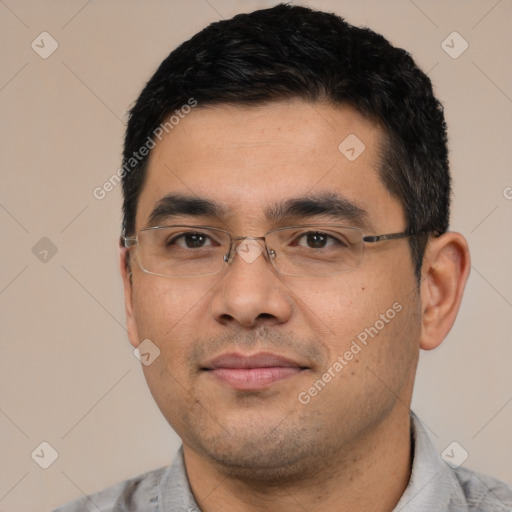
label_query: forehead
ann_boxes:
[136,100,404,232]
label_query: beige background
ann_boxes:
[0,1,511,510]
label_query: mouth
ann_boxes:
[201,352,310,391]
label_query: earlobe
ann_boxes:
[419,232,471,351]
[119,245,141,349]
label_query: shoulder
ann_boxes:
[48,466,167,512]
[406,412,512,512]
[452,466,512,511]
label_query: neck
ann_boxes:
[184,406,412,512]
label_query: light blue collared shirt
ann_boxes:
[50,412,512,511]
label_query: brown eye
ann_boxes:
[168,232,215,249]
[292,231,344,249]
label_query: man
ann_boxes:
[52,4,512,511]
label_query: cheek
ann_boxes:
[131,278,209,357]
[132,279,208,421]
[289,260,417,366]
[347,274,422,384]
[285,276,401,355]
[312,289,420,411]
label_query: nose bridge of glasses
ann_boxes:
[225,236,271,266]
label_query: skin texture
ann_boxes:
[120,100,470,512]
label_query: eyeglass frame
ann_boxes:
[121,224,435,278]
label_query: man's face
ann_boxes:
[123,100,422,479]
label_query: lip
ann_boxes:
[202,352,308,390]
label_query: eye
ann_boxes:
[167,232,217,249]
[293,231,344,249]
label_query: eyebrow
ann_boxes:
[147,194,226,227]
[146,192,370,229]
[265,192,370,228]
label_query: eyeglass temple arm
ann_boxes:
[120,235,137,248]
[363,231,438,243]
[362,232,410,243]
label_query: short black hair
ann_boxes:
[122,3,449,280]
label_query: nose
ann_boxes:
[209,238,293,329]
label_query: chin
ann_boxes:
[186,418,324,484]
[207,447,317,485]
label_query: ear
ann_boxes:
[419,232,470,351]
[119,242,141,349]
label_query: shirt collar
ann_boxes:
[159,446,201,512]
[392,411,468,511]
